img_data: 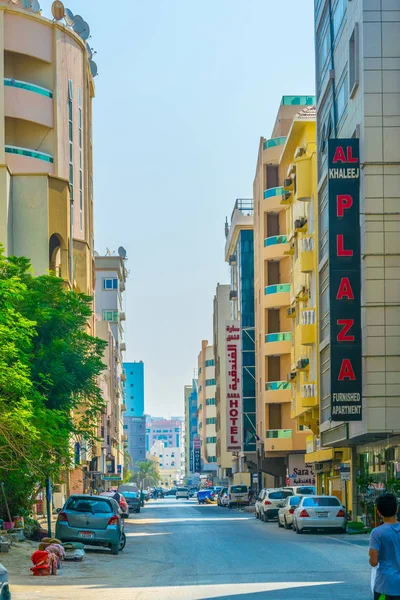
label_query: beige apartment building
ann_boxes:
[197,341,218,479]
[213,283,232,483]
[253,96,316,486]
[0,1,96,326]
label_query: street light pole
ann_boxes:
[45,476,52,538]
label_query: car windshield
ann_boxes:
[303,497,341,507]
[231,486,247,493]
[66,497,113,513]
[177,488,188,492]
[269,491,293,499]
[290,496,301,505]
[123,492,138,498]
[297,487,316,495]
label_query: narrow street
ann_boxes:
[9,498,370,599]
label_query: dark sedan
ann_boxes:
[122,491,141,513]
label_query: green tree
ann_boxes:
[130,460,160,489]
[0,249,107,518]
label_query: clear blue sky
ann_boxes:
[42,0,315,417]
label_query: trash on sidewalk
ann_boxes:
[62,542,85,562]
[30,549,59,576]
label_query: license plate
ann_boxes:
[79,531,94,539]
[317,512,328,518]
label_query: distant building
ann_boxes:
[184,380,198,477]
[123,416,146,469]
[123,362,144,417]
[146,416,184,451]
[197,341,217,476]
[146,416,185,486]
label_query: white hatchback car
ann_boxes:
[282,485,316,496]
[293,495,347,533]
[175,487,189,500]
[278,495,302,528]
[255,489,293,521]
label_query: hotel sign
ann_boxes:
[225,321,243,452]
[328,139,362,421]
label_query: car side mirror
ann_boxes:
[56,508,62,514]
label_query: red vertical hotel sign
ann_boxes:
[225,321,243,451]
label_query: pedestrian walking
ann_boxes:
[369,493,400,600]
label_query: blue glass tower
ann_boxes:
[123,361,144,417]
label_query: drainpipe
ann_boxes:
[328,0,338,137]
[69,199,73,287]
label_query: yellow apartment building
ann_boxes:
[253,97,315,486]
[197,341,218,481]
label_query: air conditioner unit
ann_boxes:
[294,146,306,159]
[287,372,297,382]
[314,462,325,474]
[229,254,237,265]
[120,342,126,352]
[297,358,309,370]
[229,290,238,301]
[295,218,307,231]
[287,163,296,177]
[284,177,293,189]
[287,307,296,317]
[119,312,126,321]
[282,191,291,202]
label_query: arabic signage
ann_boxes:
[101,474,122,481]
[328,139,362,421]
[225,321,243,452]
[288,455,315,486]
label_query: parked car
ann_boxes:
[55,494,126,555]
[227,485,249,508]
[256,489,293,521]
[217,487,228,506]
[120,490,141,513]
[292,495,347,534]
[282,485,316,496]
[278,495,302,528]
[100,491,129,518]
[0,563,10,600]
[220,489,229,507]
[176,487,189,500]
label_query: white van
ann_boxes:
[176,487,189,500]
[227,485,249,508]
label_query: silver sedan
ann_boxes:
[293,495,347,534]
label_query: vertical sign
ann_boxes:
[225,321,243,451]
[328,139,362,421]
[193,435,201,472]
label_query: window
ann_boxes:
[349,23,359,98]
[319,184,329,260]
[316,11,330,92]
[208,456,217,463]
[206,379,216,386]
[78,87,83,230]
[68,79,73,201]
[206,398,215,406]
[205,359,215,367]
[319,263,330,342]
[206,417,216,425]
[332,0,347,42]
[103,278,118,290]
[206,436,216,443]
[303,496,340,507]
[336,72,348,128]
[103,310,118,322]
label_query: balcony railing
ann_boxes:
[265,429,292,439]
[5,145,54,163]
[265,283,290,295]
[264,235,288,247]
[4,77,53,98]
[265,332,292,343]
[301,236,314,252]
[264,186,284,200]
[263,136,287,151]
[265,381,292,392]
[302,309,316,325]
[302,384,317,398]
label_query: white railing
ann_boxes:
[302,309,316,325]
[302,383,316,398]
[301,237,314,252]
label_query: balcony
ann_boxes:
[300,236,314,273]
[5,145,54,174]
[5,78,54,128]
[263,136,286,163]
[264,332,292,356]
[264,235,289,261]
[263,186,287,212]
[121,434,128,442]
[265,429,293,452]
[265,380,292,404]
[301,309,317,345]
[301,383,318,408]
[264,283,290,309]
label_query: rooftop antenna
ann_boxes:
[31,0,40,11]
[64,7,75,26]
[225,217,229,239]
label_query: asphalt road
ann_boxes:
[10,497,371,599]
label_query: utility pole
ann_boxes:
[45,476,52,538]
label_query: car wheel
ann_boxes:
[119,532,126,551]
[264,513,269,522]
[296,525,303,534]
[110,543,119,555]
[284,517,290,530]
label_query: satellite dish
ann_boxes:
[22,0,31,8]
[94,251,99,257]
[64,7,74,26]
[73,14,85,34]
[118,247,127,260]
[79,20,90,41]
[86,42,93,60]
[31,0,40,12]
[51,0,64,20]
[90,60,98,77]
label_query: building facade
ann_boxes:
[0,2,95,322]
[184,380,198,479]
[197,341,218,477]
[253,96,315,487]
[225,199,257,486]
[122,361,145,470]
[94,252,128,484]
[311,0,400,514]
[146,417,185,486]
[213,284,232,483]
